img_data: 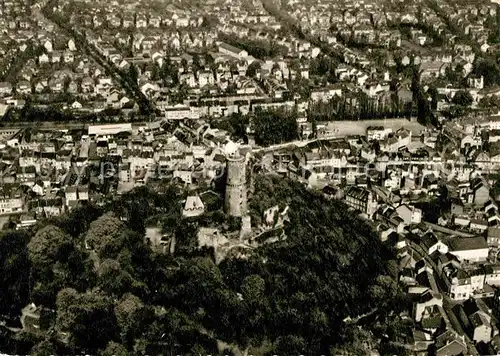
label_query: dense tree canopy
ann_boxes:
[100,341,128,356]
[28,225,71,268]
[218,33,289,59]
[55,288,118,353]
[85,213,125,257]
[0,178,396,355]
[452,90,473,107]
[211,113,250,142]
[212,109,299,146]
[252,108,299,146]
[0,231,31,318]
[31,338,58,356]
[246,61,262,78]
[473,58,500,86]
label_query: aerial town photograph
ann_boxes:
[3,0,500,354]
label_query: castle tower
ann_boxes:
[224,148,247,217]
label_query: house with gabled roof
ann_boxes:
[182,194,205,217]
[449,236,488,263]
[420,232,449,256]
[0,82,12,96]
[414,289,443,322]
[218,42,248,59]
[16,80,30,94]
[435,330,466,356]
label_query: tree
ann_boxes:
[29,228,95,306]
[54,204,103,238]
[0,230,31,317]
[210,114,250,142]
[114,293,145,344]
[273,335,306,355]
[55,288,118,353]
[330,325,374,355]
[369,275,397,305]
[100,341,128,356]
[169,257,225,314]
[307,307,329,338]
[101,229,143,261]
[128,64,139,84]
[239,274,269,346]
[85,213,125,257]
[427,85,439,110]
[174,219,199,253]
[246,61,261,78]
[241,275,265,305]
[0,169,402,355]
[473,58,500,86]
[151,64,160,81]
[192,54,201,72]
[412,69,434,125]
[97,259,136,297]
[55,288,79,327]
[452,90,473,107]
[63,77,71,93]
[479,96,500,109]
[180,58,188,72]
[31,338,57,356]
[252,108,299,146]
[229,113,250,140]
[201,14,218,28]
[28,225,71,268]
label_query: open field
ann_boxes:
[320,118,426,136]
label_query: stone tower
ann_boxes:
[224,150,247,217]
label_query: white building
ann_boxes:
[449,237,489,263]
[396,204,422,225]
[218,42,248,59]
[414,290,443,322]
[484,264,500,286]
[88,123,133,136]
[310,87,343,102]
[449,271,484,300]
[162,104,200,120]
[0,196,22,214]
[366,126,392,141]
[182,195,205,217]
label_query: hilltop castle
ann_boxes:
[224,141,247,217]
